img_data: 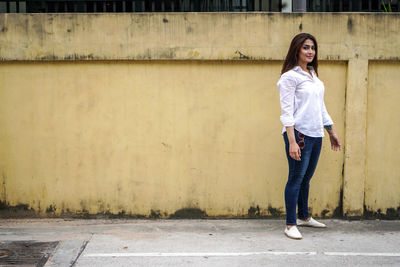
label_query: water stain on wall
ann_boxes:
[170,208,207,219]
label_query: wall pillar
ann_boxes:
[343,58,369,217]
[281,0,292,12]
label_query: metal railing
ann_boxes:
[0,0,282,13]
[307,0,399,12]
[0,0,397,13]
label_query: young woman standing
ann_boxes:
[277,33,342,239]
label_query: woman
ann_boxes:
[277,33,341,239]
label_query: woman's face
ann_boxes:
[298,39,315,65]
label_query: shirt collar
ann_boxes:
[293,65,314,71]
[293,65,315,77]
[292,66,302,72]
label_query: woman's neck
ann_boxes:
[298,62,308,72]
[298,62,313,77]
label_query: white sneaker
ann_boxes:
[284,226,302,239]
[297,217,327,228]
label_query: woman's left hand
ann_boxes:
[328,132,342,151]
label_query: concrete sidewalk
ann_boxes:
[0,219,399,266]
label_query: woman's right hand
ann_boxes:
[289,142,301,161]
[286,126,301,161]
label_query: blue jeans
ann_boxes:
[283,130,322,225]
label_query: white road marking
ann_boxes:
[84,251,400,257]
[84,251,317,257]
[324,252,400,257]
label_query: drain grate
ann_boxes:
[0,241,58,267]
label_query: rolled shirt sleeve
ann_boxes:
[277,74,296,127]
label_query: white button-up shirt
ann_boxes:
[277,66,333,137]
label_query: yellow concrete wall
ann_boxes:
[365,61,400,217]
[0,61,344,217]
[1,13,399,61]
[0,13,399,218]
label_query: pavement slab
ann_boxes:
[0,219,399,266]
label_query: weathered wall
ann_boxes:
[0,13,399,218]
[0,13,399,61]
[365,61,400,218]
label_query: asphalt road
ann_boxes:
[0,219,399,266]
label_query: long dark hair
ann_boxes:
[281,33,319,76]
